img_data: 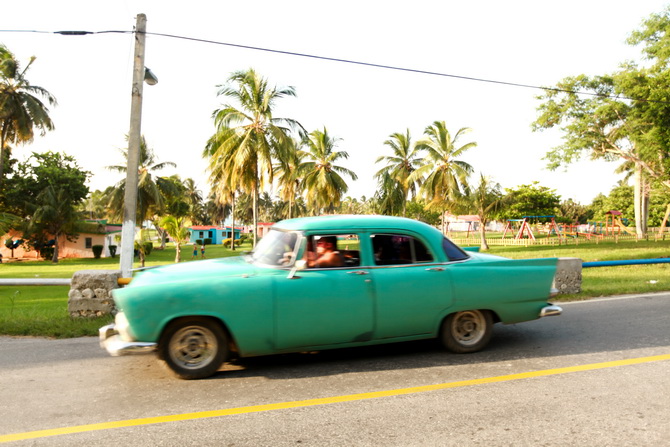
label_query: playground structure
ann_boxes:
[501,211,637,241]
[445,209,656,247]
[603,210,635,235]
[502,216,563,241]
[443,215,480,238]
[566,210,636,238]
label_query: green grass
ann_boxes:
[485,239,670,300]
[0,242,252,338]
[1,238,668,338]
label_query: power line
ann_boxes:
[1,28,668,105]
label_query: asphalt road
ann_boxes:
[1,293,669,446]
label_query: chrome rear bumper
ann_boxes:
[99,324,157,356]
[539,305,563,317]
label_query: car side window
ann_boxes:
[306,234,360,268]
[442,237,469,262]
[371,234,434,265]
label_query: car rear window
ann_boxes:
[442,237,469,262]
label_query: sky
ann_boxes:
[2,0,669,207]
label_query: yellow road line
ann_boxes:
[2,353,669,443]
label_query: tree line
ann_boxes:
[2,7,670,260]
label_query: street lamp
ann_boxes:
[144,67,158,86]
[119,14,157,279]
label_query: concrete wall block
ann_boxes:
[94,288,109,299]
[68,269,122,318]
[70,270,121,291]
[81,288,94,299]
[553,257,582,294]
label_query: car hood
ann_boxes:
[125,256,260,289]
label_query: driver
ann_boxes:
[306,236,344,268]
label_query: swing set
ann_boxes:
[502,216,563,241]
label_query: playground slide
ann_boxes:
[615,219,635,235]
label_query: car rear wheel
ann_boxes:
[440,310,493,353]
[160,318,228,380]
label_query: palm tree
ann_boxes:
[204,137,237,249]
[301,128,358,214]
[0,212,19,235]
[159,215,191,263]
[374,171,405,216]
[375,129,423,216]
[465,174,503,251]
[206,69,301,246]
[28,186,80,263]
[105,136,177,227]
[273,138,306,219]
[410,121,476,231]
[80,190,108,220]
[0,45,57,183]
[182,178,204,224]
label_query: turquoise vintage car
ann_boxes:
[100,215,561,379]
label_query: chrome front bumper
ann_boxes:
[539,305,563,317]
[99,324,157,356]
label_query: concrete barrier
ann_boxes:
[68,270,121,318]
[553,257,582,294]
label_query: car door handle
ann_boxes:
[348,270,369,275]
[425,267,445,272]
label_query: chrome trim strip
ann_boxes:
[99,324,157,356]
[539,305,563,317]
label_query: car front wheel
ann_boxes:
[440,310,493,353]
[160,318,228,380]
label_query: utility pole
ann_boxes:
[119,13,147,278]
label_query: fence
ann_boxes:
[449,232,659,247]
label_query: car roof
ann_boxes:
[274,214,441,236]
[274,215,456,263]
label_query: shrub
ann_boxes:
[108,245,117,258]
[142,241,153,256]
[92,245,104,259]
[195,239,203,245]
[40,247,54,260]
[222,238,238,247]
[204,238,212,245]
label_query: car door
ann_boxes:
[275,233,375,350]
[367,232,454,339]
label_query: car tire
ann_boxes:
[160,318,228,380]
[440,310,493,353]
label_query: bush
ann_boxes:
[204,238,212,245]
[108,245,117,258]
[195,239,203,245]
[142,241,153,256]
[92,245,104,259]
[222,238,238,248]
[40,247,54,260]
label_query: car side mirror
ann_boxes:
[287,260,307,279]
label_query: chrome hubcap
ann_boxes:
[169,325,217,369]
[452,311,485,346]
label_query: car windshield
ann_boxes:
[250,229,301,267]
